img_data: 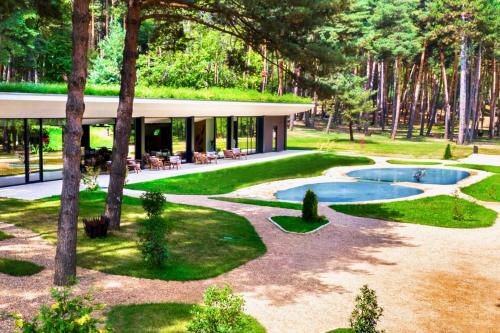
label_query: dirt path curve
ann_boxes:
[1,193,499,333]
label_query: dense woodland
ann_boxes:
[1,0,499,143]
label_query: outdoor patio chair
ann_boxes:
[206,151,218,164]
[167,155,181,170]
[193,152,208,164]
[223,149,236,159]
[148,156,164,170]
[232,147,247,159]
[127,158,141,174]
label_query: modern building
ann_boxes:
[0,92,310,187]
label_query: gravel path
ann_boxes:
[1,194,499,333]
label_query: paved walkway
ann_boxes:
[1,191,499,332]
[457,153,500,166]
[0,150,311,200]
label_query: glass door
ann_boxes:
[28,119,41,182]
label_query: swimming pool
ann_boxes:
[275,181,423,203]
[347,168,470,185]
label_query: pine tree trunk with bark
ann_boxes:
[457,34,468,145]
[391,58,402,140]
[489,56,497,138]
[407,43,426,138]
[54,0,90,286]
[104,0,141,229]
[440,50,452,140]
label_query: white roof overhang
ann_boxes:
[0,93,312,119]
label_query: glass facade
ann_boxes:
[215,117,228,150]
[172,118,186,156]
[0,118,64,187]
[236,117,257,154]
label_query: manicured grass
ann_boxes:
[449,164,500,174]
[0,82,310,104]
[107,303,266,333]
[0,191,266,281]
[326,329,353,333]
[461,175,500,202]
[0,257,44,276]
[212,197,302,210]
[387,159,441,165]
[127,153,374,195]
[287,127,500,159]
[270,216,329,233]
[331,195,497,228]
[0,230,13,241]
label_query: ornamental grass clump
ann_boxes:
[350,285,384,333]
[188,285,245,333]
[13,287,107,333]
[138,191,168,267]
[302,189,320,222]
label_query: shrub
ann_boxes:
[188,284,245,333]
[443,144,452,160]
[137,216,168,267]
[452,194,466,221]
[13,287,107,333]
[82,166,100,192]
[302,190,319,222]
[141,190,167,218]
[350,285,384,333]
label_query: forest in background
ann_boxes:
[1,0,499,144]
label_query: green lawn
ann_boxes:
[449,164,500,174]
[387,160,441,165]
[0,82,309,104]
[287,127,500,159]
[331,195,497,228]
[107,303,266,333]
[212,197,302,210]
[0,191,266,281]
[461,175,500,202]
[270,216,329,233]
[0,257,44,276]
[0,230,13,241]
[127,153,374,195]
[326,329,353,333]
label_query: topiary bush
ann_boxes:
[137,216,168,267]
[141,190,166,218]
[302,189,319,222]
[350,285,384,333]
[13,287,107,333]
[188,284,245,333]
[443,144,452,160]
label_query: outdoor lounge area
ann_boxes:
[0,93,308,187]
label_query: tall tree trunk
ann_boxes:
[54,0,90,286]
[440,50,452,140]
[310,91,318,128]
[490,56,497,138]
[348,120,354,141]
[426,75,442,136]
[419,71,428,136]
[261,45,268,93]
[457,34,468,145]
[469,46,482,142]
[391,57,402,140]
[407,43,427,138]
[104,0,141,229]
[289,65,301,130]
[449,49,459,140]
[277,52,284,96]
[325,111,333,134]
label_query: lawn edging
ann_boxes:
[267,216,331,235]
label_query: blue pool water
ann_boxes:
[275,181,423,203]
[347,168,470,185]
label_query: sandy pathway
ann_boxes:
[1,194,499,333]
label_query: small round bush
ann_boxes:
[302,190,319,222]
[137,216,168,267]
[141,190,166,218]
[188,284,245,333]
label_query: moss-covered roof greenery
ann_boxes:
[0,82,311,104]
